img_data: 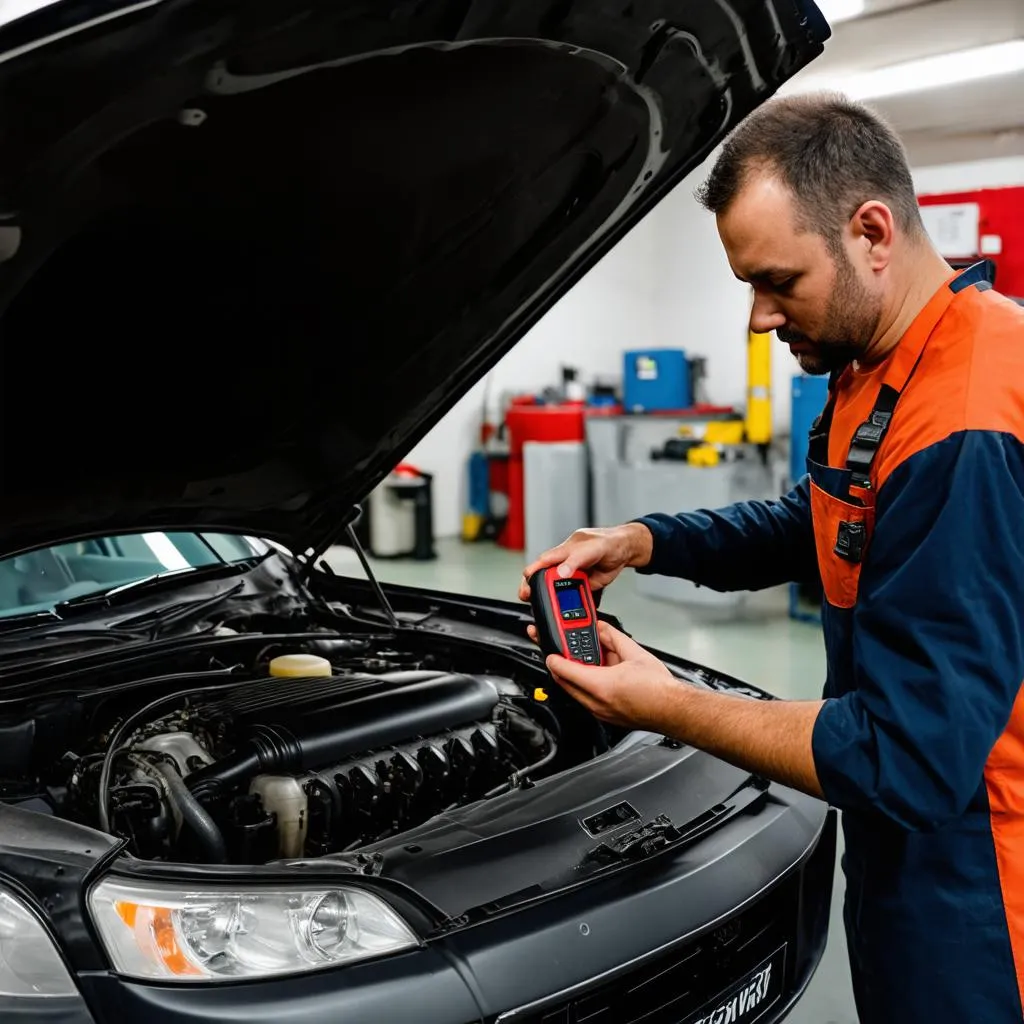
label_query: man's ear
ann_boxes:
[849,200,895,271]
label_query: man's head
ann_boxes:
[696,92,929,374]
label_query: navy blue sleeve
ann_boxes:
[632,476,816,592]
[812,431,1024,830]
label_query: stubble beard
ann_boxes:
[779,251,882,376]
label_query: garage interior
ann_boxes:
[329,2,1024,1021]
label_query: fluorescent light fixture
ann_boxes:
[791,39,1024,100]
[0,0,61,27]
[814,0,866,24]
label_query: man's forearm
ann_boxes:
[634,480,817,592]
[658,682,826,799]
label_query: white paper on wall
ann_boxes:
[919,203,981,259]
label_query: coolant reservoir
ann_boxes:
[268,653,332,678]
[250,776,308,858]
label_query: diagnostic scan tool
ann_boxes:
[528,567,603,666]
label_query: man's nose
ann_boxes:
[749,294,787,335]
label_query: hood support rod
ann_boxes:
[344,517,400,630]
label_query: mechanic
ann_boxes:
[518,92,1024,1024]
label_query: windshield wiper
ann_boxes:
[55,554,271,613]
[0,620,144,644]
[0,610,61,633]
[0,606,140,639]
[0,556,270,652]
[119,581,247,639]
[0,583,250,656]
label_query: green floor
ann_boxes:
[325,538,857,1024]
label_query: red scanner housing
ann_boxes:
[528,567,603,666]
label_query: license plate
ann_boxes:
[680,944,787,1024]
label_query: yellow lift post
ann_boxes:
[684,325,771,466]
[745,328,772,445]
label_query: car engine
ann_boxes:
[58,652,559,865]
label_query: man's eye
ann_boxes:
[774,278,796,293]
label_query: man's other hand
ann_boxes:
[529,619,678,731]
[517,523,654,602]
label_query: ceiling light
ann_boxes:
[791,39,1024,100]
[813,0,866,24]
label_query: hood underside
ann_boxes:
[0,0,827,558]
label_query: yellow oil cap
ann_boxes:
[269,653,333,678]
[533,687,549,702]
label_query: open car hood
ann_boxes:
[0,0,827,559]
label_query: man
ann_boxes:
[518,92,1024,1023]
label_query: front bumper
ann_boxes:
[63,803,835,1024]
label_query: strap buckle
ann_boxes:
[846,387,898,488]
[834,521,867,564]
[853,409,892,445]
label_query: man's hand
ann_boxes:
[528,620,678,730]
[517,523,654,602]
[530,620,827,800]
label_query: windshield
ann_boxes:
[0,532,270,619]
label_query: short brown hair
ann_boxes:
[695,92,925,251]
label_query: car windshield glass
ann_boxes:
[0,532,270,619]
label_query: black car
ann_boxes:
[0,1,835,1021]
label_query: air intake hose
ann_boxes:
[186,673,499,802]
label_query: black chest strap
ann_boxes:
[809,358,923,492]
[806,368,842,467]
[846,384,899,489]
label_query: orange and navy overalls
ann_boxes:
[635,262,1024,1022]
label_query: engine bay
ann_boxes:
[0,623,584,866]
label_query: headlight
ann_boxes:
[0,888,77,997]
[89,880,419,981]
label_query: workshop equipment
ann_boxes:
[561,366,586,402]
[674,330,773,466]
[745,330,773,445]
[528,568,603,665]
[628,451,775,611]
[524,441,587,560]
[788,374,829,623]
[586,411,777,612]
[368,464,436,561]
[587,412,738,527]
[689,357,709,405]
[461,451,492,542]
[623,348,692,412]
[789,374,829,487]
[499,402,586,550]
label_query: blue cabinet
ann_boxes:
[789,374,829,484]
[623,349,692,412]
[789,374,829,625]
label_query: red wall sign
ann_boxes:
[918,186,1024,299]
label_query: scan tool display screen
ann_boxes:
[554,580,586,619]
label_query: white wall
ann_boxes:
[912,156,1024,195]
[405,206,661,538]
[649,160,797,440]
